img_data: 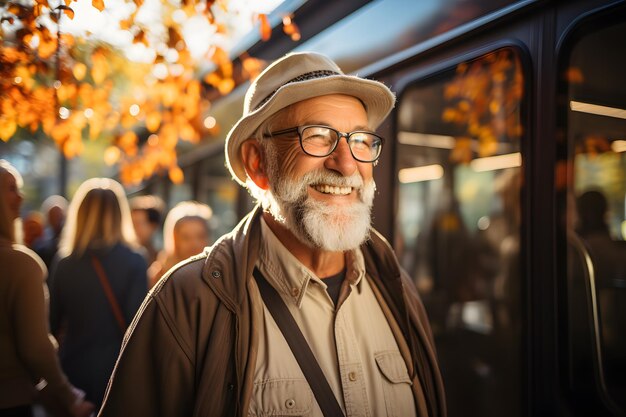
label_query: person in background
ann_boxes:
[148,201,212,288]
[129,195,164,266]
[22,211,44,249]
[98,52,445,416]
[575,189,626,385]
[34,195,68,269]
[0,160,94,417]
[49,178,147,409]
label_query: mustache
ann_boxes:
[300,170,365,188]
[270,166,374,211]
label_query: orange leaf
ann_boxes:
[56,5,75,19]
[72,62,87,80]
[215,23,227,34]
[564,67,584,84]
[8,4,23,16]
[33,3,45,18]
[92,0,105,12]
[204,72,220,87]
[450,137,473,164]
[63,7,75,19]
[0,117,17,141]
[60,33,75,47]
[119,18,133,30]
[118,131,138,156]
[36,28,58,60]
[91,50,109,83]
[133,30,148,46]
[146,111,161,132]
[159,124,178,148]
[121,113,136,129]
[241,55,264,80]
[168,165,184,184]
[282,15,300,41]
[258,14,271,41]
[167,26,185,49]
[88,116,104,139]
[178,122,197,142]
[63,139,82,159]
[217,78,234,95]
[104,146,121,165]
[56,83,78,103]
[187,80,201,98]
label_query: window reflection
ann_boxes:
[562,18,626,413]
[395,48,523,417]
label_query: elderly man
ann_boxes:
[98,52,445,417]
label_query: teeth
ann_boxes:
[313,184,353,195]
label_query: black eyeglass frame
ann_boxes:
[263,125,384,163]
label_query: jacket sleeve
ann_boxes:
[11,248,76,410]
[97,294,195,417]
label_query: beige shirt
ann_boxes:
[249,219,416,417]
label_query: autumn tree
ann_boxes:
[0,0,299,185]
[442,49,523,163]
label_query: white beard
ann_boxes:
[262,148,376,252]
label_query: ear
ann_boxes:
[241,139,270,190]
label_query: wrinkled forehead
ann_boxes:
[276,94,369,127]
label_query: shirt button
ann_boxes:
[348,371,357,381]
[291,287,300,297]
[211,270,221,279]
[285,398,296,409]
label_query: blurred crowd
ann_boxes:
[0,159,212,417]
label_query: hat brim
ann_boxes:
[225,74,395,185]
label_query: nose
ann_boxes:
[324,135,357,176]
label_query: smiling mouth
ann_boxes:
[311,184,353,196]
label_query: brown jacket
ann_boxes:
[0,239,76,410]
[98,206,446,416]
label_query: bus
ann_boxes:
[143,0,626,415]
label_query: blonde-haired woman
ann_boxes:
[49,178,147,409]
[0,160,93,417]
[148,201,212,288]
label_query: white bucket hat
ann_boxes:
[224,51,396,185]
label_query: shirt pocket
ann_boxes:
[375,350,416,417]
[249,378,313,417]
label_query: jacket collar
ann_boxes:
[201,204,404,314]
[200,205,264,314]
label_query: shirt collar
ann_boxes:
[258,216,366,308]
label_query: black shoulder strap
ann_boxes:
[252,267,345,417]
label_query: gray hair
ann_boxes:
[243,111,286,214]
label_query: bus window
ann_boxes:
[560,16,626,414]
[395,48,523,417]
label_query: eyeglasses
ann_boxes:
[263,125,384,163]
